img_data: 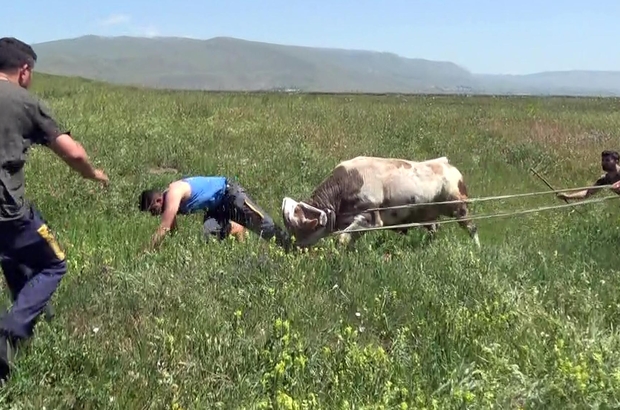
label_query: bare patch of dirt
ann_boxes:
[148,166,179,175]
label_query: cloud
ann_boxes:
[142,25,159,38]
[99,14,131,27]
[96,14,160,38]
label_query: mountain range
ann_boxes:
[30,35,620,96]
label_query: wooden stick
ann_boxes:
[529,167,584,215]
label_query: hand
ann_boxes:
[148,228,169,251]
[556,193,567,200]
[93,169,109,186]
[612,180,620,194]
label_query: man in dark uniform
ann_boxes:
[557,150,620,200]
[0,37,109,381]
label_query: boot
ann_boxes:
[0,334,17,383]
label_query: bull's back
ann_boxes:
[339,156,451,173]
[336,155,464,202]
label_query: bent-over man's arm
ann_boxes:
[149,185,183,249]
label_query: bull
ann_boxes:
[281,155,480,249]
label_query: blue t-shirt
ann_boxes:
[176,176,228,214]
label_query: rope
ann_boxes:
[330,194,620,235]
[342,183,615,213]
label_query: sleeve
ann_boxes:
[28,99,64,146]
[594,174,610,186]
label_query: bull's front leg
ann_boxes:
[338,212,384,249]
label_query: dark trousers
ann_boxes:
[0,204,66,341]
[203,181,293,251]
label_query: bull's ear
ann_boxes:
[293,204,305,220]
[305,218,319,230]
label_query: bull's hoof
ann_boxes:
[338,233,352,247]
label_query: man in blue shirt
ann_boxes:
[139,176,293,251]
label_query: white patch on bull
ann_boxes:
[282,197,300,226]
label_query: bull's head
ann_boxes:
[282,197,330,247]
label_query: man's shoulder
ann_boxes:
[595,173,620,185]
[168,180,192,197]
[0,81,37,104]
[609,173,620,184]
[0,82,51,120]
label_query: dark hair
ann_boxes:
[139,189,160,211]
[0,37,37,72]
[602,150,619,162]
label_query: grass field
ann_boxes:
[2,73,620,409]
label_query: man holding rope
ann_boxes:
[557,150,620,200]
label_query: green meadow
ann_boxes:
[2,73,620,409]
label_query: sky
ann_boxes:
[2,0,618,75]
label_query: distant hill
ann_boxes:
[31,35,620,96]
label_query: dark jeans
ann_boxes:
[203,181,293,251]
[0,204,66,340]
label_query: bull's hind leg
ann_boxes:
[423,222,439,243]
[424,222,439,235]
[452,181,480,248]
[457,210,480,248]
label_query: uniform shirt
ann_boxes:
[176,176,228,214]
[0,80,63,221]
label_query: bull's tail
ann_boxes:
[455,177,480,248]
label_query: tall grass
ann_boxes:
[1,74,620,408]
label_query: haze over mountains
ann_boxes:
[31,35,620,96]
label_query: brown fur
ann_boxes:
[429,162,445,175]
[391,159,412,169]
[305,165,365,216]
[449,177,477,239]
[458,179,469,198]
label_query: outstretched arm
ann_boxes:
[29,99,108,185]
[557,176,607,200]
[149,186,182,250]
[48,134,108,184]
